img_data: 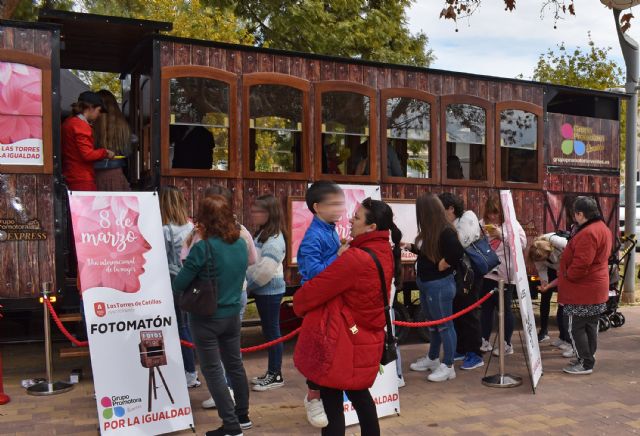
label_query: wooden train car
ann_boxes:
[0,10,625,314]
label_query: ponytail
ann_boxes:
[361,197,404,290]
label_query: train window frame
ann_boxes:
[380,88,438,185]
[160,65,238,178]
[314,81,378,183]
[0,49,53,175]
[440,95,494,187]
[495,101,544,190]
[242,73,311,180]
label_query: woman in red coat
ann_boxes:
[62,91,115,191]
[293,198,402,436]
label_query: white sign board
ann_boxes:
[69,192,194,435]
[387,200,417,263]
[500,190,543,388]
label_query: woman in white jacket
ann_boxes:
[479,195,527,356]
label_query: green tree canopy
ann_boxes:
[216,0,433,66]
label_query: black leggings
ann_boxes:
[319,386,380,436]
[538,269,570,342]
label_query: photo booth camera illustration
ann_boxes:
[139,330,174,412]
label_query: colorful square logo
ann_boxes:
[561,123,586,156]
[101,396,125,420]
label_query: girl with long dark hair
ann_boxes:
[405,193,463,382]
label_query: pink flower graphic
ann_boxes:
[291,201,313,262]
[0,62,43,143]
[70,196,151,294]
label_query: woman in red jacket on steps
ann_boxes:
[293,198,402,436]
[62,91,115,191]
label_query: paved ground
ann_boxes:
[2,305,640,435]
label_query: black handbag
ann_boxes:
[180,240,218,316]
[360,247,398,366]
[454,254,475,296]
[465,224,500,276]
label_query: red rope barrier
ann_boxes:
[393,289,496,327]
[45,290,496,353]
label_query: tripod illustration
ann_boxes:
[147,365,174,412]
[139,330,174,412]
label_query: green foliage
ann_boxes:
[10,0,74,21]
[215,0,433,67]
[531,33,627,164]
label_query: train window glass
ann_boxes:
[500,109,538,183]
[445,104,486,181]
[0,62,44,167]
[321,91,370,176]
[386,97,430,178]
[249,84,303,173]
[168,77,229,171]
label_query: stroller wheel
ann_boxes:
[599,316,611,332]
[610,313,624,328]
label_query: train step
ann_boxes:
[58,313,82,323]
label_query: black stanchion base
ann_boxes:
[27,381,74,396]
[481,374,523,388]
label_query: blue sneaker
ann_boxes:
[461,352,484,370]
[454,352,465,362]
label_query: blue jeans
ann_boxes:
[175,303,196,373]
[254,293,284,373]
[417,275,457,366]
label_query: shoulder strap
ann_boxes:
[360,247,394,339]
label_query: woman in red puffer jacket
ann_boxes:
[293,198,402,436]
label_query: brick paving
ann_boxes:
[1,306,640,435]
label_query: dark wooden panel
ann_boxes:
[417,72,429,92]
[242,52,257,74]
[193,45,208,66]
[379,68,391,89]
[320,61,335,80]
[35,30,52,57]
[335,62,348,81]
[13,28,34,53]
[348,63,363,84]
[442,75,455,95]
[291,57,303,77]
[174,43,191,66]
[390,69,405,88]
[0,26,15,49]
[0,174,19,298]
[209,47,227,69]
[17,174,38,297]
[160,42,173,67]
[37,175,55,295]
[489,81,500,101]
[274,55,290,74]
[258,53,274,72]
[405,71,417,89]
[364,66,377,88]
[226,50,242,73]
[428,74,442,95]
[454,77,468,95]
[305,59,320,81]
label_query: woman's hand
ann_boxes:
[438,258,450,271]
[487,226,502,240]
[539,282,551,293]
[106,149,115,159]
[337,243,349,256]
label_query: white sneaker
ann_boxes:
[559,342,573,351]
[397,376,406,388]
[202,388,234,409]
[427,364,456,382]
[551,338,568,348]
[304,395,328,428]
[562,348,575,358]
[186,372,201,388]
[492,342,514,356]
[410,356,440,372]
[480,338,493,353]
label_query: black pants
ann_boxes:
[320,386,380,436]
[566,313,599,370]
[538,269,569,342]
[454,276,483,355]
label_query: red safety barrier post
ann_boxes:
[0,304,9,405]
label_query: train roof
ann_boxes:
[1,9,625,102]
